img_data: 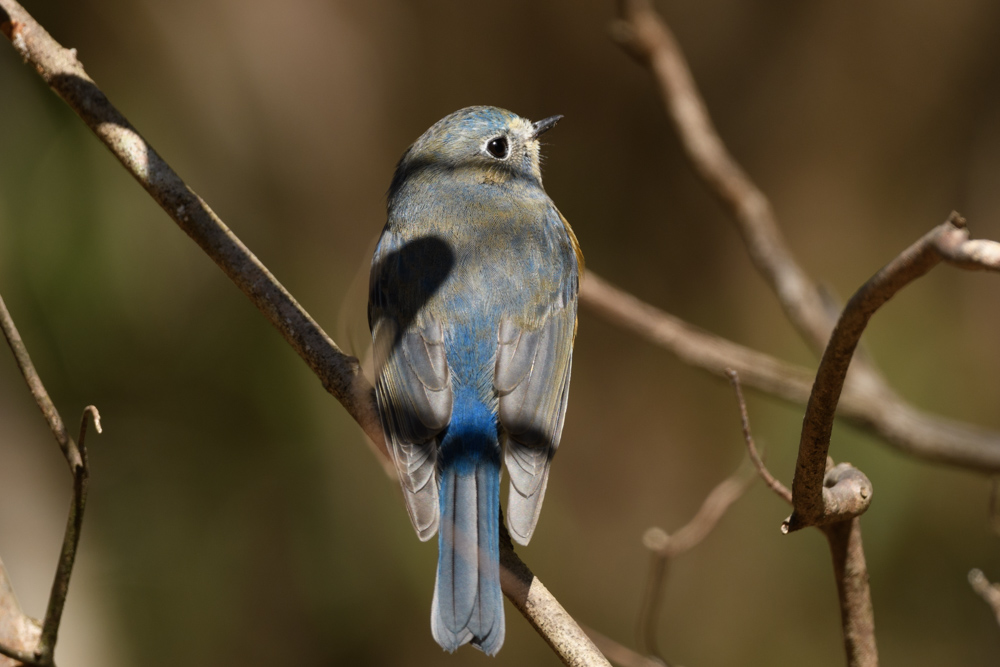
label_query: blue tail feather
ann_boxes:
[430,394,505,655]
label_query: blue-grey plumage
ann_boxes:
[369,106,582,655]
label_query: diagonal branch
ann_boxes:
[580,272,1000,473]
[0,1,385,464]
[611,0,834,354]
[0,3,607,664]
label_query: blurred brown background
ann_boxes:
[2,1,1000,665]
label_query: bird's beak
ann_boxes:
[531,115,563,138]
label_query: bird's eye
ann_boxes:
[486,136,509,159]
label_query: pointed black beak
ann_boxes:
[531,115,563,138]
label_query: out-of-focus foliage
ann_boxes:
[1,1,999,665]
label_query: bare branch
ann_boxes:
[611,0,834,353]
[605,0,1000,478]
[0,293,102,665]
[0,0,386,465]
[727,370,875,663]
[36,408,101,664]
[823,520,878,667]
[499,530,612,667]
[643,464,755,560]
[581,272,1000,473]
[0,2,605,662]
[968,569,1000,626]
[580,273,817,405]
[0,294,76,472]
[787,215,999,531]
[726,370,792,504]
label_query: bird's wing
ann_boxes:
[372,312,453,542]
[495,232,578,545]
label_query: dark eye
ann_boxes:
[486,136,509,159]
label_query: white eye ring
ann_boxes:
[484,136,509,160]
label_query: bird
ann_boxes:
[368,106,582,655]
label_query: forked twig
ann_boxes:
[0,294,102,666]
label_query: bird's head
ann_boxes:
[390,106,562,194]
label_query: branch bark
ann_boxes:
[823,520,878,667]
[0,2,607,663]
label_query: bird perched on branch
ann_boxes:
[369,106,582,655]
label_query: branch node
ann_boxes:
[784,463,873,532]
[642,527,670,553]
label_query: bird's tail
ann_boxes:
[431,456,504,655]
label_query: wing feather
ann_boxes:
[373,316,453,541]
[496,307,575,545]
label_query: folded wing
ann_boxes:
[372,316,453,541]
[495,307,575,545]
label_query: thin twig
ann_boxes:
[636,456,755,663]
[0,3,604,663]
[968,569,1000,627]
[726,370,792,504]
[0,641,36,667]
[644,462,755,560]
[0,293,103,665]
[36,408,100,663]
[0,294,76,472]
